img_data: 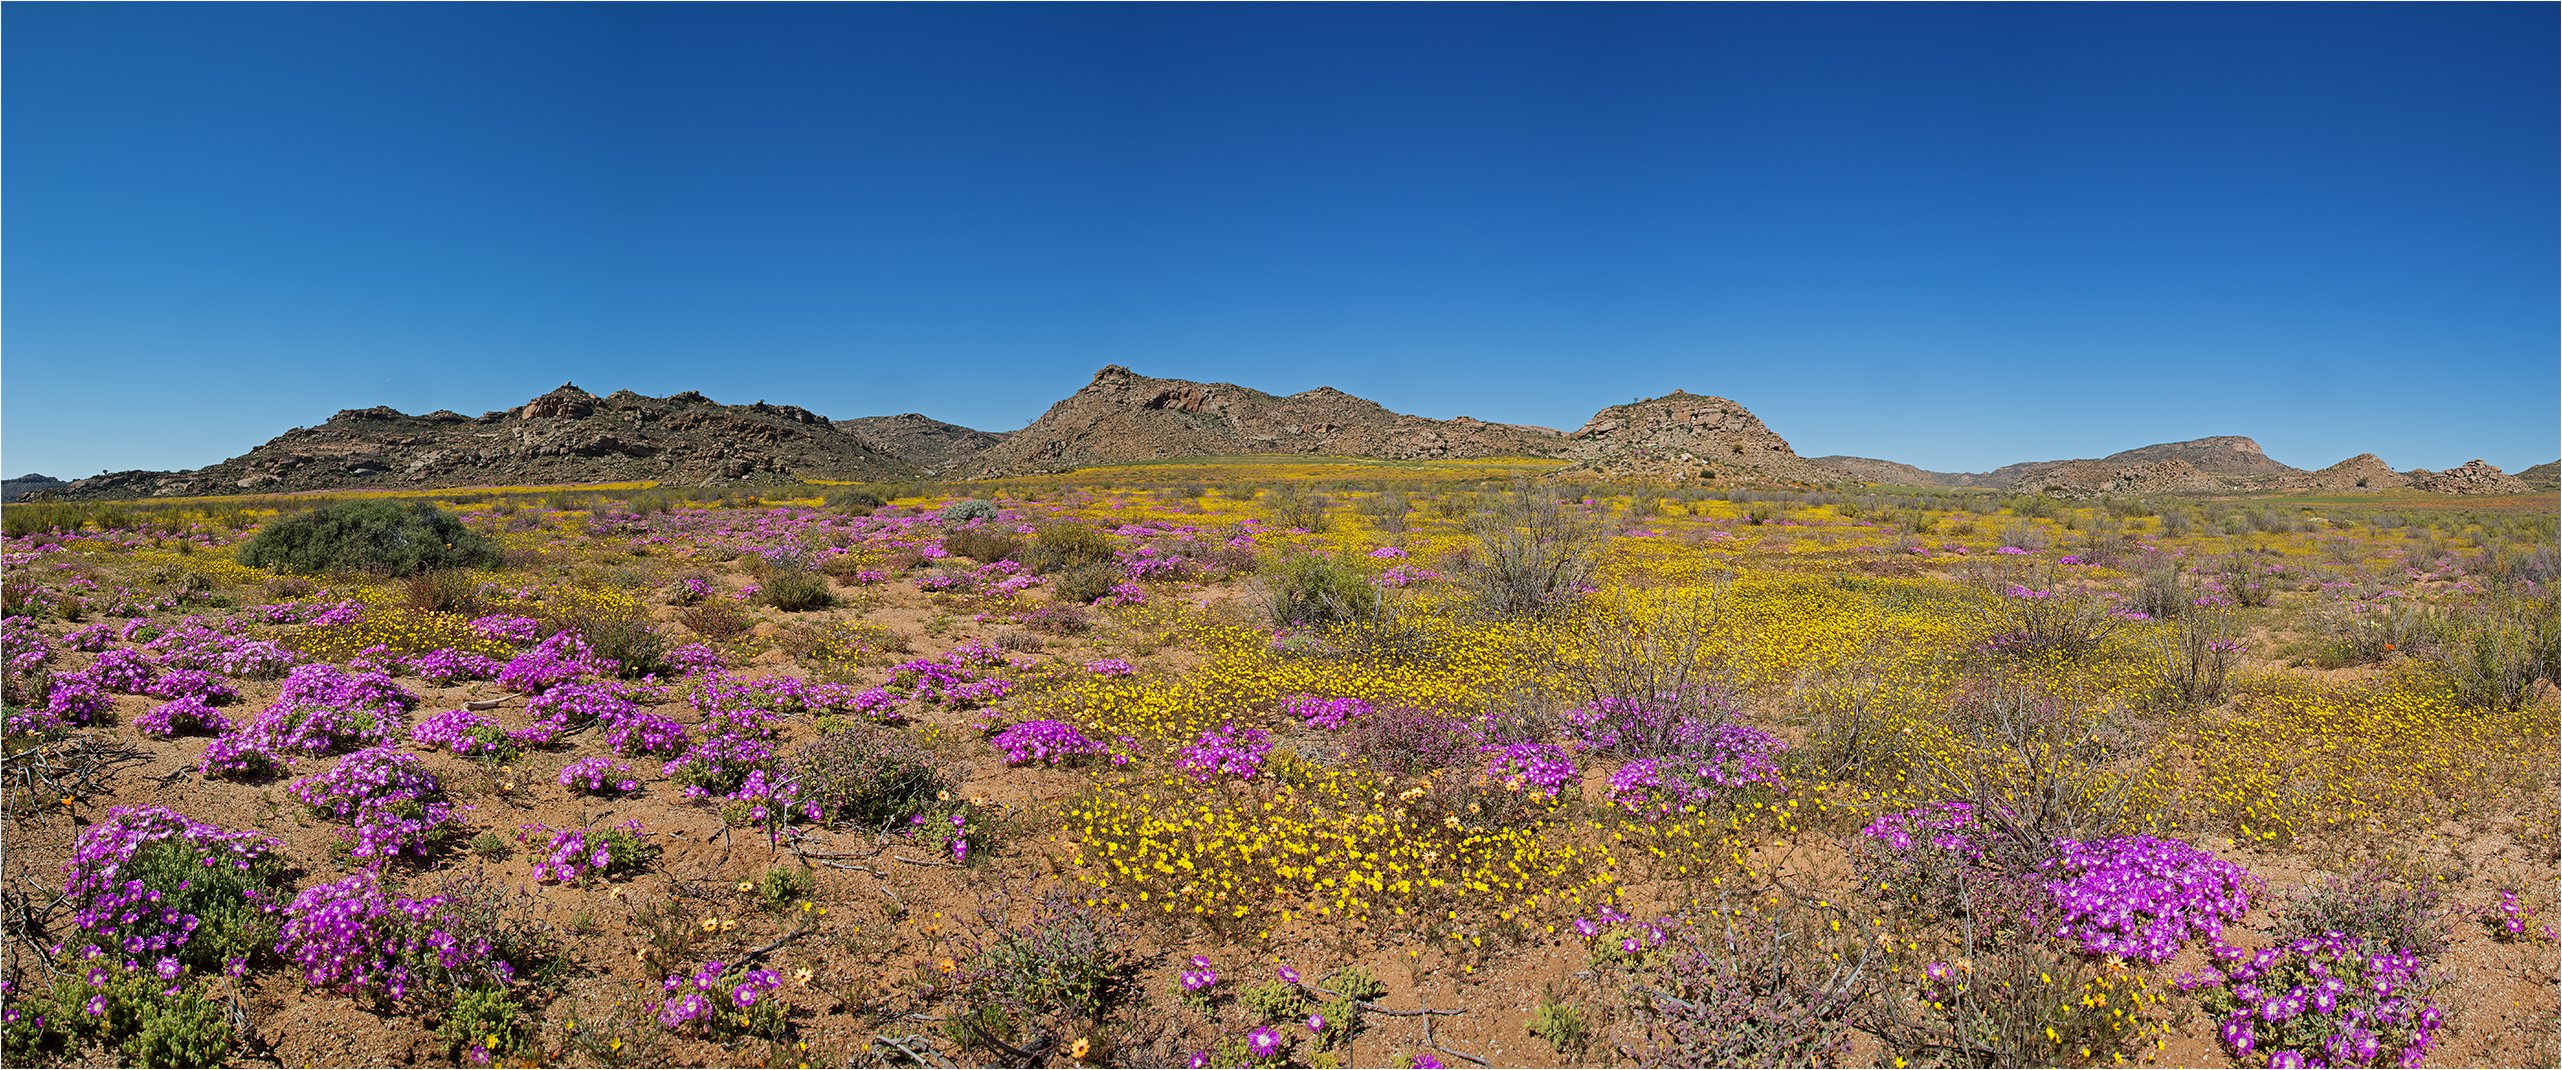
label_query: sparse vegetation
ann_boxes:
[238,500,500,577]
[5,470,2553,1070]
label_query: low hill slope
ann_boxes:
[56,385,919,498]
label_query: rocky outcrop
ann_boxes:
[55,385,920,499]
[2408,459,2530,495]
[960,366,1566,476]
[1985,436,2295,494]
[840,414,1010,474]
[2292,453,2412,491]
[34,369,2543,500]
[1806,456,1976,487]
[1553,392,1832,485]
[3,474,67,502]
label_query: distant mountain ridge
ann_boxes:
[956,365,1567,477]
[49,384,918,500]
[17,368,2547,500]
[1805,435,2547,498]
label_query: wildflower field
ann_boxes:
[1,468,2554,1068]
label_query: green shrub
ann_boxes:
[1355,490,1412,534]
[939,499,1000,523]
[238,500,501,577]
[119,984,234,1068]
[2,965,237,1068]
[1456,488,1602,618]
[438,985,533,1063]
[404,569,489,615]
[1049,563,1123,606]
[540,600,668,678]
[2271,864,2452,962]
[2426,589,2559,711]
[1526,992,1591,1059]
[677,597,754,641]
[956,894,1136,1037]
[1268,488,1332,532]
[761,570,836,612]
[756,865,816,911]
[1019,523,1119,574]
[825,487,887,515]
[1318,965,1385,1002]
[790,726,949,830]
[1239,978,1307,1022]
[1260,552,1385,628]
[942,528,1022,564]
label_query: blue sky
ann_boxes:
[6,3,2554,478]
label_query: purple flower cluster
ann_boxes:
[199,733,285,779]
[289,746,458,862]
[404,647,506,684]
[496,631,614,693]
[135,695,232,738]
[559,755,642,795]
[1859,801,1985,861]
[43,670,115,725]
[883,642,1016,710]
[514,677,653,746]
[1605,726,1789,816]
[141,668,236,705]
[2041,835,2257,964]
[1178,954,1220,994]
[2177,932,2442,1068]
[990,718,1105,766]
[63,807,282,965]
[520,820,654,884]
[1564,692,1738,758]
[408,707,514,757]
[1085,658,1135,677]
[467,614,546,645]
[603,708,691,758]
[275,872,516,1000]
[90,648,157,692]
[1286,694,1374,731]
[1178,723,1275,782]
[2,616,54,681]
[218,663,419,759]
[1482,741,1578,798]
[656,959,785,1033]
[666,642,727,676]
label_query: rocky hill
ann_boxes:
[2407,459,2530,495]
[1816,436,2349,496]
[840,414,1009,475]
[53,385,920,499]
[1555,391,1832,485]
[3,474,67,502]
[960,366,1566,476]
[26,370,2546,500]
[1980,436,2293,494]
[2291,453,2412,491]
[1804,456,1975,487]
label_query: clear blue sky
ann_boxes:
[6,3,2555,478]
